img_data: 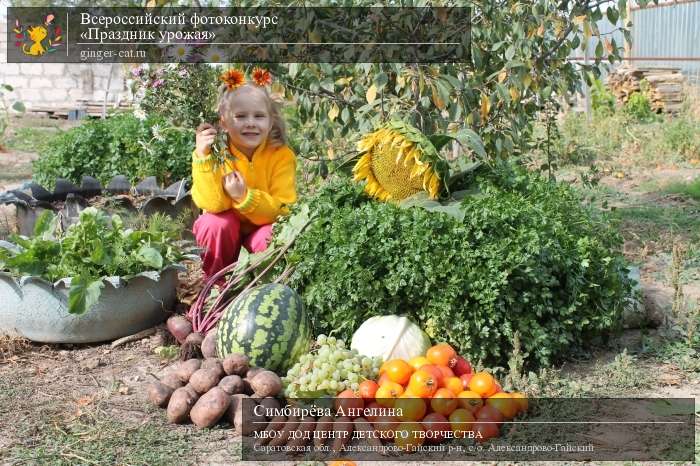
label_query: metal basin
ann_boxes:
[0,266,182,343]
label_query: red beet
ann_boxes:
[167,315,193,344]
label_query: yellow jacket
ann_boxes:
[191,139,297,226]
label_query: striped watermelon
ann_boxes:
[215,283,312,374]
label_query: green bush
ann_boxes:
[276,169,633,368]
[662,116,700,160]
[591,77,616,116]
[623,91,656,122]
[33,113,194,188]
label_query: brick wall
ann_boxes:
[0,6,130,111]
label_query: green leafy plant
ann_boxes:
[273,168,633,368]
[590,76,616,116]
[624,91,656,122]
[33,113,194,188]
[0,208,185,314]
[130,63,219,128]
[0,83,26,150]
[662,116,700,160]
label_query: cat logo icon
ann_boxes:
[13,13,63,57]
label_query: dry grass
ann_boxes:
[0,335,32,363]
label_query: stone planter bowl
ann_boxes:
[0,266,182,343]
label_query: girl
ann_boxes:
[191,68,297,279]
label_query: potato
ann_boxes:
[166,386,199,424]
[185,332,204,347]
[147,381,174,408]
[189,368,222,394]
[250,371,283,398]
[190,387,231,428]
[222,354,250,376]
[227,394,264,436]
[258,397,282,419]
[201,359,224,379]
[160,373,184,390]
[175,359,202,383]
[242,378,254,395]
[201,330,218,358]
[218,375,244,395]
[246,366,265,379]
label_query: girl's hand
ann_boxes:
[223,171,247,202]
[195,123,217,157]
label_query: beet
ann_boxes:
[167,315,193,344]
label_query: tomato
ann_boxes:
[448,408,476,438]
[457,390,484,412]
[459,373,473,390]
[394,421,425,452]
[383,359,414,385]
[364,401,384,422]
[328,460,357,466]
[358,380,379,400]
[468,371,497,398]
[486,392,519,419]
[443,376,463,395]
[375,381,404,408]
[426,343,457,367]
[395,396,427,421]
[473,420,500,443]
[373,415,398,436]
[407,369,438,398]
[511,392,529,413]
[408,356,430,371]
[452,356,473,376]
[335,389,364,417]
[430,388,458,416]
[476,404,504,427]
[419,364,445,388]
[377,372,391,386]
[421,412,451,444]
[437,365,455,380]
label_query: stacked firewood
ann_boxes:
[606,66,686,113]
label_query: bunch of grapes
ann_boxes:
[283,335,382,398]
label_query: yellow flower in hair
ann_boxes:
[251,67,272,86]
[220,68,245,90]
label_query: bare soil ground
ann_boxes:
[0,115,699,465]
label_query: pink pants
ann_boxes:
[193,210,273,279]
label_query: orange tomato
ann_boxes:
[457,390,484,412]
[395,396,427,422]
[437,365,455,380]
[383,359,414,385]
[475,405,504,427]
[407,369,438,398]
[335,389,364,417]
[328,461,357,466]
[430,388,458,416]
[408,356,430,370]
[375,381,404,408]
[468,371,497,397]
[394,421,425,452]
[448,408,475,438]
[358,380,379,400]
[511,392,529,413]
[419,364,445,388]
[443,376,463,395]
[486,392,518,419]
[473,420,500,443]
[426,343,457,367]
[421,412,451,444]
[377,372,391,386]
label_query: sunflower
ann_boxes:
[353,120,445,201]
[251,67,272,86]
[219,68,245,90]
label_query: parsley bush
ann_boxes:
[278,168,633,367]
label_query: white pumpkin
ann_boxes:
[350,315,431,362]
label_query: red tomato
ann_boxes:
[419,364,445,388]
[476,405,504,427]
[452,356,473,376]
[335,389,364,417]
[358,380,379,400]
[474,420,500,443]
[459,373,473,390]
[421,412,451,444]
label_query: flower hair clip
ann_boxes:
[219,67,272,90]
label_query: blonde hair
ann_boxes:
[217,83,287,149]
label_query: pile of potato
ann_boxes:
[147,353,282,433]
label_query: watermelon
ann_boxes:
[216,283,312,374]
